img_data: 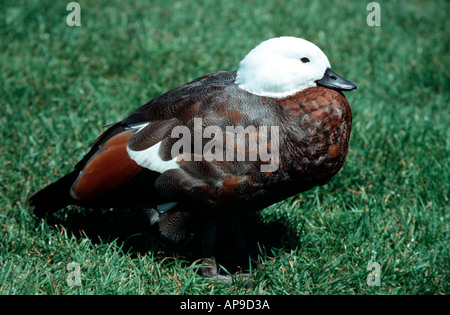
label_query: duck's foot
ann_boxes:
[199,257,250,282]
[199,219,252,282]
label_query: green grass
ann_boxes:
[0,0,448,294]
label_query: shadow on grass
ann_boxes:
[42,207,303,274]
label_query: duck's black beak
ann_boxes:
[316,68,357,91]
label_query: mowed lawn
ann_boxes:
[0,0,448,294]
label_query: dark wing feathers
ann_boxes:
[29,72,241,215]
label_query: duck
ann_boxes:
[30,36,357,278]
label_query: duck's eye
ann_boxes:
[301,57,310,63]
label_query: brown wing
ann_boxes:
[70,128,141,200]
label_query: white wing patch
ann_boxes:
[127,141,180,173]
[126,122,180,173]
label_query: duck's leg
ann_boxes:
[218,216,252,279]
[216,216,249,270]
[200,222,219,278]
[200,217,251,281]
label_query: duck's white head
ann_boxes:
[235,36,357,98]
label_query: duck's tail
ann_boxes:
[29,171,79,218]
